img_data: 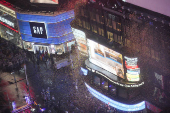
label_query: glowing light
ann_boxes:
[0,22,18,33]
[85,82,146,111]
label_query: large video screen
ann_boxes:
[30,0,59,4]
[87,39,124,79]
[124,56,140,82]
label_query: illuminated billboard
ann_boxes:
[29,22,47,39]
[87,39,124,79]
[72,28,88,54]
[30,0,59,4]
[124,56,140,82]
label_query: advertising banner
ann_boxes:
[30,0,59,4]
[124,56,140,82]
[87,39,124,79]
[29,22,47,39]
[72,28,88,54]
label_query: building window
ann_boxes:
[96,14,100,23]
[114,34,117,42]
[126,39,131,47]
[117,22,121,31]
[92,24,97,33]
[102,79,108,90]
[78,18,82,27]
[81,9,84,16]
[84,9,88,17]
[98,27,104,36]
[105,17,112,27]
[90,12,96,21]
[83,21,86,28]
[94,76,100,86]
[101,16,104,24]
[86,22,90,30]
[109,84,116,96]
[118,35,122,44]
[107,31,113,43]
[112,21,116,30]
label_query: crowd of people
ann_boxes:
[0,38,27,74]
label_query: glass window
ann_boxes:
[86,22,90,30]
[78,18,82,27]
[117,22,121,31]
[96,14,100,23]
[114,34,117,42]
[101,16,104,24]
[92,24,97,33]
[102,79,108,90]
[94,76,100,86]
[83,21,86,28]
[109,84,116,96]
[81,9,84,16]
[118,35,122,44]
[112,21,116,30]
[107,31,113,42]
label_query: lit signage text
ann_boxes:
[86,66,144,87]
[0,16,14,27]
[29,22,47,39]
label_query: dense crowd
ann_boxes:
[0,38,26,74]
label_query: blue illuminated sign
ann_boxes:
[17,10,75,44]
[85,82,146,111]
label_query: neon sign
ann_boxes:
[86,65,144,87]
[0,16,14,27]
[85,82,146,111]
[0,22,18,33]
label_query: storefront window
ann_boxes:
[102,79,108,90]
[23,41,33,50]
[109,84,116,96]
[94,76,100,86]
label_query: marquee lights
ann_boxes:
[85,82,146,111]
[86,65,144,87]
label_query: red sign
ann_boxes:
[125,61,138,69]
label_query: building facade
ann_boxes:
[71,0,170,112]
[0,0,76,54]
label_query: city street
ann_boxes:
[0,46,112,113]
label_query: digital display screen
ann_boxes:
[30,0,59,4]
[88,39,124,79]
[124,56,140,82]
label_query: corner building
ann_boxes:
[71,0,170,112]
[0,0,76,54]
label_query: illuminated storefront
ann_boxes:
[82,38,145,112]
[17,10,75,54]
[0,4,22,48]
[85,82,146,112]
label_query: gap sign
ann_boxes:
[29,22,47,39]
